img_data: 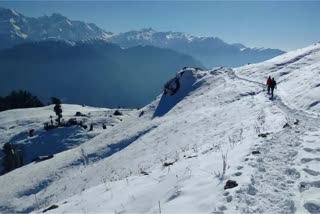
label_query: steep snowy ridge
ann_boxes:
[0,44,320,213]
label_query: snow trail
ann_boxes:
[231,68,320,213]
[234,113,302,213]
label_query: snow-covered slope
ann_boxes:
[0,104,135,173]
[235,43,320,115]
[0,43,320,213]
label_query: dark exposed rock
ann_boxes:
[224,180,238,190]
[164,77,180,96]
[82,125,88,129]
[114,110,123,116]
[258,133,269,138]
[163,162,174,167]
[43,205,59,213]
[67,118,78,126]
[79,121,88,129]
[294,119,300,125]
[140,171,149,175]
[139,111,144,117]
[89,124,93,131]
[252,151,261,155]
[75,111,88,117]
[28,129,34,137]
[184,155,197,159]
[283,123,291,128]
[75,111,82,116]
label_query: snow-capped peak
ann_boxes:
[0,7,112,48]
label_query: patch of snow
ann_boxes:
[12,23,20,31]
[101,32,113,39]
[10,9,20,17]
[85,23,93,31]
[66,19,72,26]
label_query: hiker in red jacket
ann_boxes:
[266,76,272,94]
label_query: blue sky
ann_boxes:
[1,1,319,51]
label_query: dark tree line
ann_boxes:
[0,90,43,112]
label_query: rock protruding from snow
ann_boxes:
[224,180,238,190]
[153,68,207,117]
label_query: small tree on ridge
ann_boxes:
[51,97,63,125]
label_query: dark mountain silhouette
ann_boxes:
[0,40,203,108]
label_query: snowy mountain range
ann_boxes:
[0,7,284,68]
[0,39,203,108]
[0,42,319,213]
[107,28,285,67]
[0,7,112,50]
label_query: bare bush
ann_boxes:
[80,147,88,167]
[254,122,261,134]
[214,152,228,180]
[228,128,244,148]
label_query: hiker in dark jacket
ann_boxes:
[266,76,272,94]
[270,78,277,98]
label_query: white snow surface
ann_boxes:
[0,43,320,213]
[0,105,135,175]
